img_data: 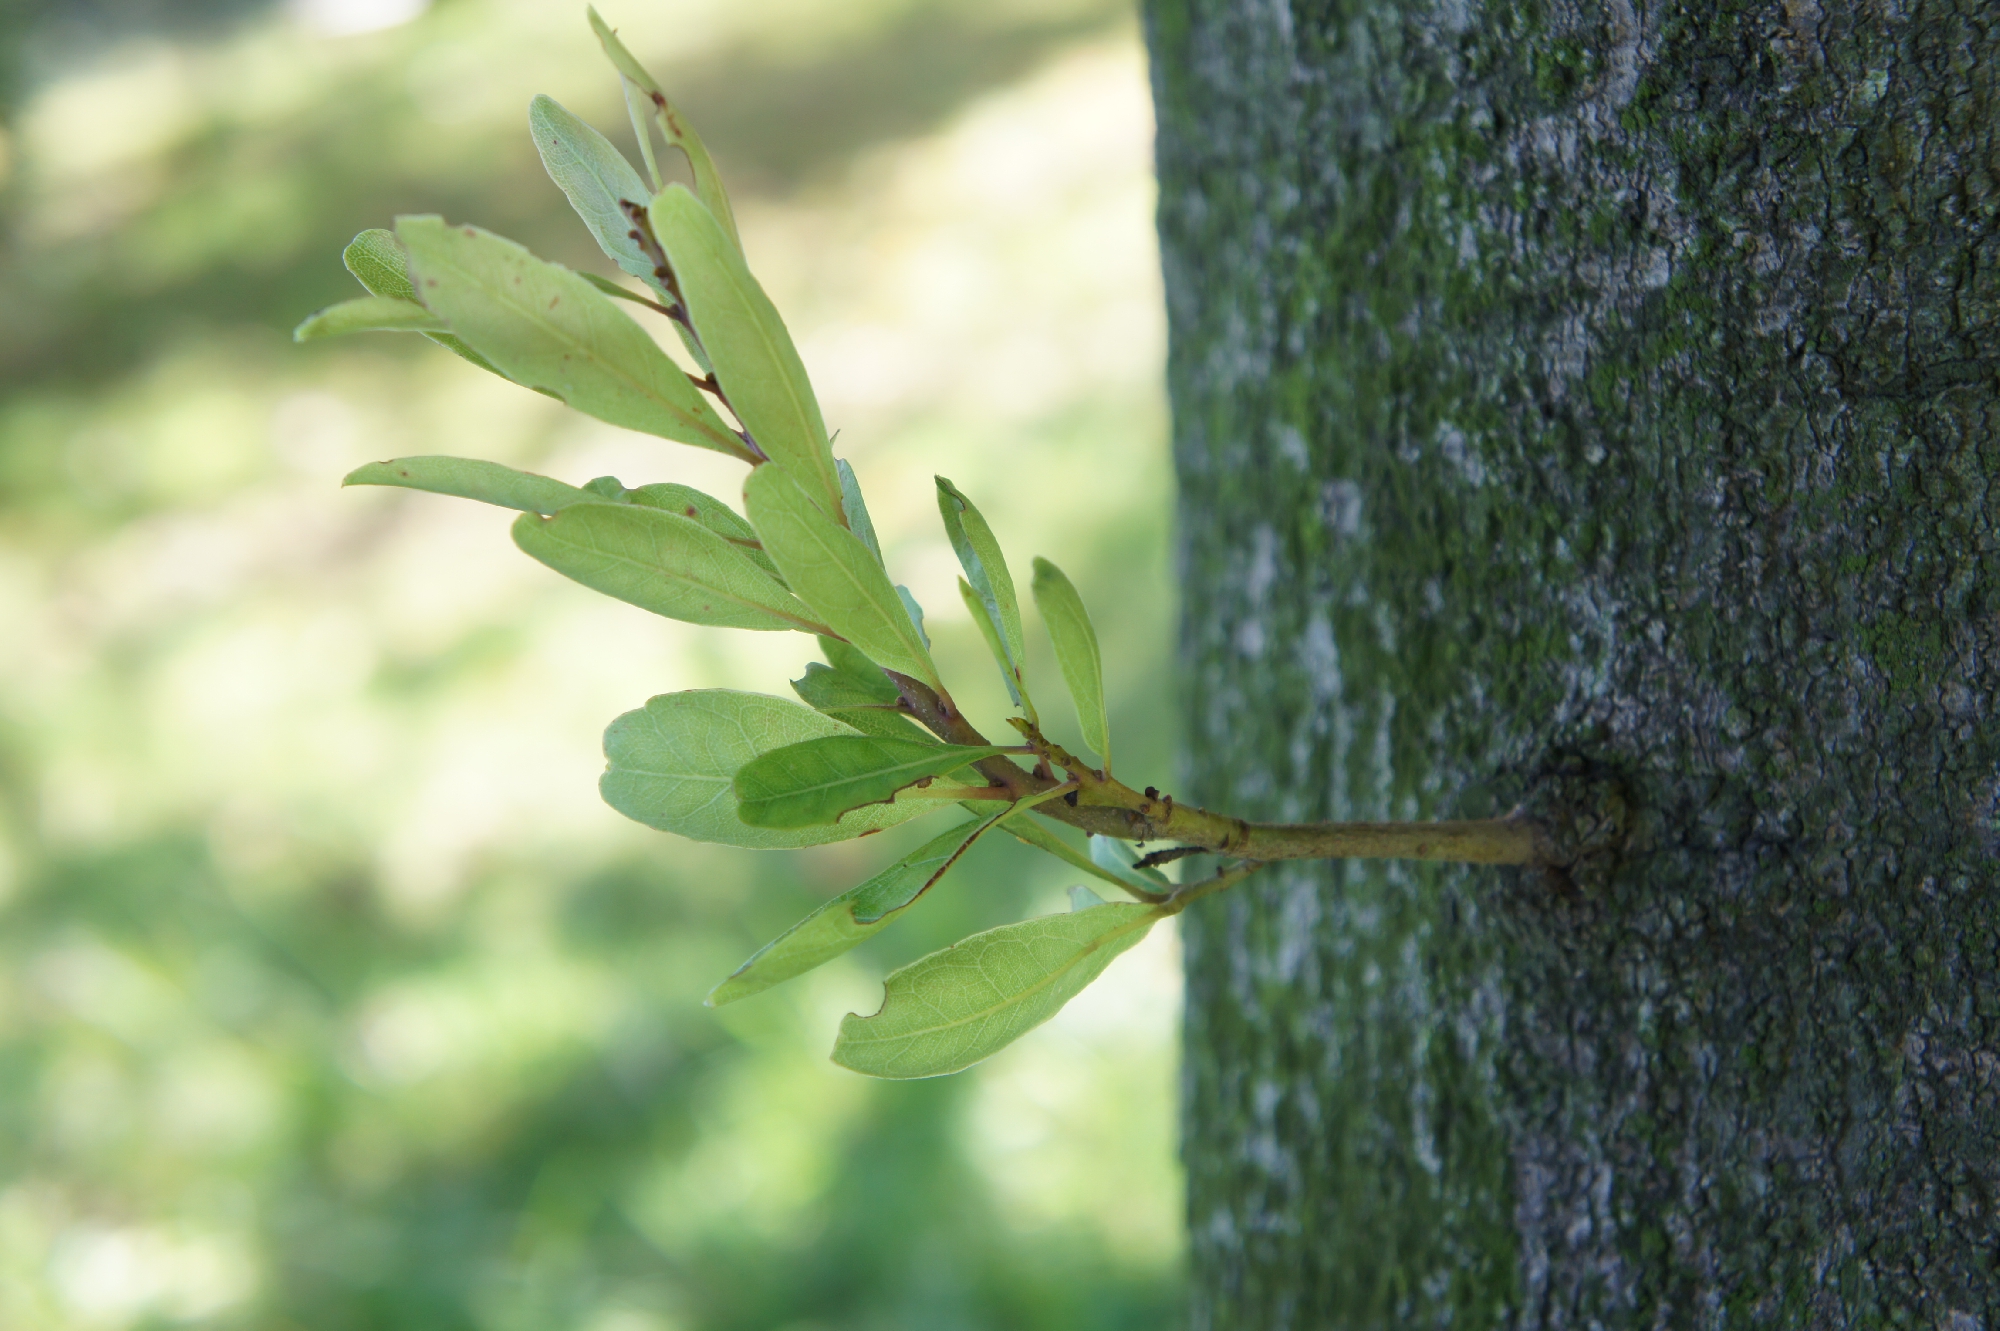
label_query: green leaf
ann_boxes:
[1030,556,1110,769]
[831,902,1162,1078]
[896,585,931,649]
[819,636,899,702]
[936,478,1032,718]
[649,186,843,514]
[743,465,941,689]
[992,814,1145,896]
[395,215,746,458]
[958,576,1019,707]
[734,734,1011,829]
[601,690,932,847]
[341,228,506,375]
[529,94,668,300]
[342,456,590,515]
[294,295,448,342]
[577,254,713,377]
[708,809,1006,1007]
[625,484,777,578]
[587,7,742,251]
[837,459,884,565]
[578,271,658,305]
[512,502,828,632]
[1088,834,1170,894]
[343,228,419,300]
[791,662,932,742]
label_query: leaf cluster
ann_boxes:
[298,9,1237,1077]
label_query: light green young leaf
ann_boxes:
[395,215,746,458]
[587,7,742,251]
[601,690,931,847]
[343,228,419,300]
[994,815,1148,897]
[343,456,590,515]
[294,295,448,342]
[744,465,941,689]
[837,459,884,565]
[936,478,1032,719]
[708,809,1006,1007]
[1030,556,1110,770]
[649,186,843,513]
[1068,884,1109,911]
[512,502,828,633]
[958,576,1019,707]
[896,585,931,649]
[792,663,932,742]
[578,271,659,305]
[577,254,715,375]
[529,94,668,299]
[818,636,900,700]
[560,479,780,576]
[831,902,1162,1078]
[341,228,506,375]
[1088,834,1171,894]
[735,734,1011,828]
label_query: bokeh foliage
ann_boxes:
[0,0,1183,1325]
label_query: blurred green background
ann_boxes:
[0,0,1184,1326]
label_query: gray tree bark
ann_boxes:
[1147,0,1999,1325]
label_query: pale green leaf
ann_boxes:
[991,813,1143,896]
[343,456,589,515]
[575,240,713,376]
[743,465,940,688]
[958,576,1020,707]
[343,227,418,300]
[791,663,932,742]
[622,483,752,539]
[588,7,742,251]
[896,585,931,648]
[831,902,1162,1078]
[512,502,826,632]
[587,7,658,90]
[579,272,661,306]
[529,94,667,299]
[294,295,448,342]
[341,228,505,375]
[1068,885,1109,911]
[1088,834,1171,894]
[936,477,1032,718]
[395,215,746,457]
[588,480,779,577]
[735,734,1010,828]
[818,636,898,701]
[707,809,1005,1007]
[837,459,884,565]
[601,690,931,847]
[649,186,842,513]
[1030,556,1110,769]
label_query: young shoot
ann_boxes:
[297,8,1554,1079]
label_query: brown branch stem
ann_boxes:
[881,680,1558,872]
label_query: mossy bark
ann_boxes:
[1146,0,1999,1324]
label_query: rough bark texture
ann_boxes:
[1148,0,1999,1325]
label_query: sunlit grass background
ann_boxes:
[0,0,1183,1326]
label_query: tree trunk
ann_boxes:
[1147,0,1999,1324]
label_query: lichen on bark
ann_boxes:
[1147,0,2000,1324]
